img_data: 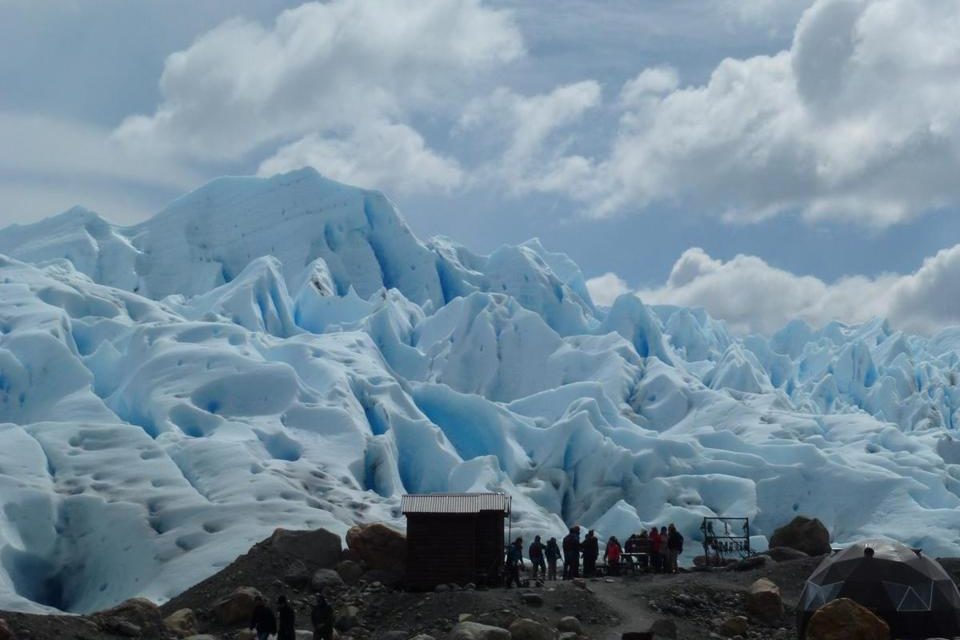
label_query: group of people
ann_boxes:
[623,525,685,573]
[504,523,685,586]
[248,593,335,640]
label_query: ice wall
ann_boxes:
[2,169,960,614]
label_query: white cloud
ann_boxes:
[0,112,200,224]
[257,120,463,194]
[459,80,601,193]
[609,244,960,335]
[115,0,523,162]
[714,0,816,29]
[585,271,631,307]
[556,0,960,225]
[0,113,197,190]
[619,66,679,107]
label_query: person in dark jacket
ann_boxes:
[562,526,581,579]
[528,535,546,581]
[545,537,562,580]
[249,595,277,640]
[667,523,684,574]
[311,593,334,640]
[582,529,599,577]
[505,537,524,588]
[276,595,296,640]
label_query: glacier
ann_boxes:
[2,167,960,613]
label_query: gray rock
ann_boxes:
[336,559,364,585]
[283,559,312,587]
[335,604,360,631]
[650,618,677,639]
[520,592,544,606]
[311,568,345,592]
[450,621,512,640]
[509,618,555,640]
[745,578,783,624]
[270,527,343,568]
[557,616,583,634]
[102,619,141,637]
[164,608,198,636]
[719,615,749,637]
[763,547,810,562]
[734,555,768,571]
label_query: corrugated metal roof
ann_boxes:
[401,493,511,515]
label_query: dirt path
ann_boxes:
[589,577,656,639]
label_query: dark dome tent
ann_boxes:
[797,539,960,639]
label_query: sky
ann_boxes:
[3,0,960,335]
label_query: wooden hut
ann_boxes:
[401,492,511,589]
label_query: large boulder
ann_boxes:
[93,597,162,635]
[164,608,198,637]
[95,597,162,627]
[805,597,890,640]
[509,618,555,640]
[769,516,831,556]
[346,523,406,571]
[450,621,512,640]
[269,528,343,568]
[745,578,783,624]
[212,586,262,625]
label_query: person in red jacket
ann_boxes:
[604,536,623,576]
[649,526,662,572]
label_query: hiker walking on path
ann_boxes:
[545,536,562,580]
[505,537,524,588]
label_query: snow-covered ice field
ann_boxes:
[2,168,960,613]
